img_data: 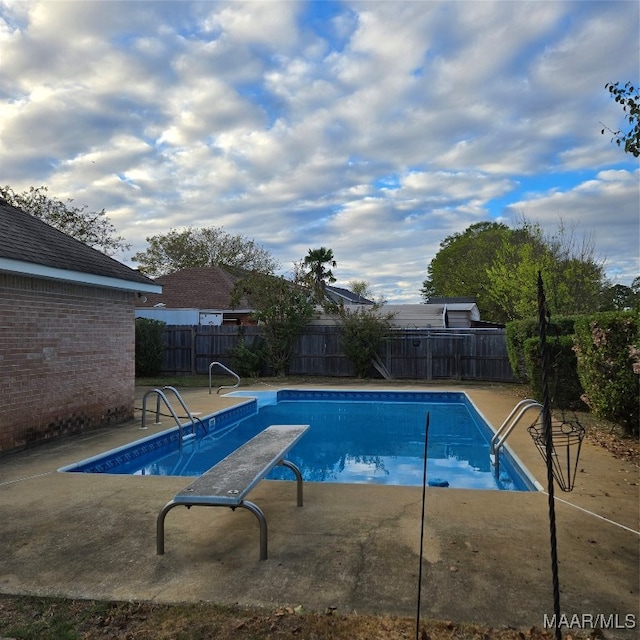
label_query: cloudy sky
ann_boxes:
[1,0,638,303]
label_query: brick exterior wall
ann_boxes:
[0,273,136,454]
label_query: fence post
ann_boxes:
[188,326,194,375]
[158,325,514,382]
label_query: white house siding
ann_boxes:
[313,303,481,329]
[136,308,201,325]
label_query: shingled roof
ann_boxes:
[326,285,374,305]
[136,266,252,310]
[0,197,158,292]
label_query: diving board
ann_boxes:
[156,424,309,561]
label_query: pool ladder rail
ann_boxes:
[208,361,240,395]
[140,386,208,450]
[490,398,543,475]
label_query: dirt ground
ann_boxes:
[0,594,606,639]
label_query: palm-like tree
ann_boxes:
[303,247,337,303]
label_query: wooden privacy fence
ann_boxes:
[159,325,516,382]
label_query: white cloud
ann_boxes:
[0,0,638,303]
[505,169,640,284]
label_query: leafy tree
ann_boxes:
[424,219,606,322]
[338,304,395,378]
[0,185,129,256]
[487,220,605,320]
[421,222,524,322]
[486,238,550,321]
[601,81,640,157]
[599,282,640,311]
[230,271,317,376]
[132,226,279,277]
[348,280,372,300]
[303,247,337,304]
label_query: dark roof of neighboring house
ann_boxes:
[0,197,156,289]
[326,285,374,305]
[136,266,252,309]
[427,296,477,304]
[137,270,378,311]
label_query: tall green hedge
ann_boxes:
[524,335,585,410]
[573,311,639,435]
[506,316,577,383]
[135,318,166,377]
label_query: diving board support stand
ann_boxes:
[156,424,308,561]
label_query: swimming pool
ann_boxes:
[60,390,537,491]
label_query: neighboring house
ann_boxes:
[315,299,481,328]
[0,198,160,455]
[135,266,255,325]
[325,285,374,306]
[136,275,375,326]
[388,302,479,328]
[426,297,485,328]
[135,269,483,329]
[310,288,481,328]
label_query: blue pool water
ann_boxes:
[60,390,536,491]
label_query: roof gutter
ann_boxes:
[0,258,162,294]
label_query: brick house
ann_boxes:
[135,267,484,329]
[0,197,160,454]
[135,267,375,326]
[135,266,257,325]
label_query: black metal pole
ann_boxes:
[416,412,430,640]
[537,272,562,640]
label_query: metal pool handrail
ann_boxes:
[209,361,240,394]
[490,398,543,474]
[162,386,207,436]
[140,387,205,450]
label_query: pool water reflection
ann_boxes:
[61,390,536,491]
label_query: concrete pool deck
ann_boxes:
[0,382,637,636]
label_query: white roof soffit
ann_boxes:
[0,258,162,294]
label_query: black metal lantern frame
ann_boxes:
[528,419,585,492]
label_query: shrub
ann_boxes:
[135,318,166,377]
[524,335,585,410]
[230,336,267,377]
[231,271,317,376]
[338,305,395,378]
[506,316,577,382]
[573,311,639,435]
[506,319,538,382]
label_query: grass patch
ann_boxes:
[135,374,505,389]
